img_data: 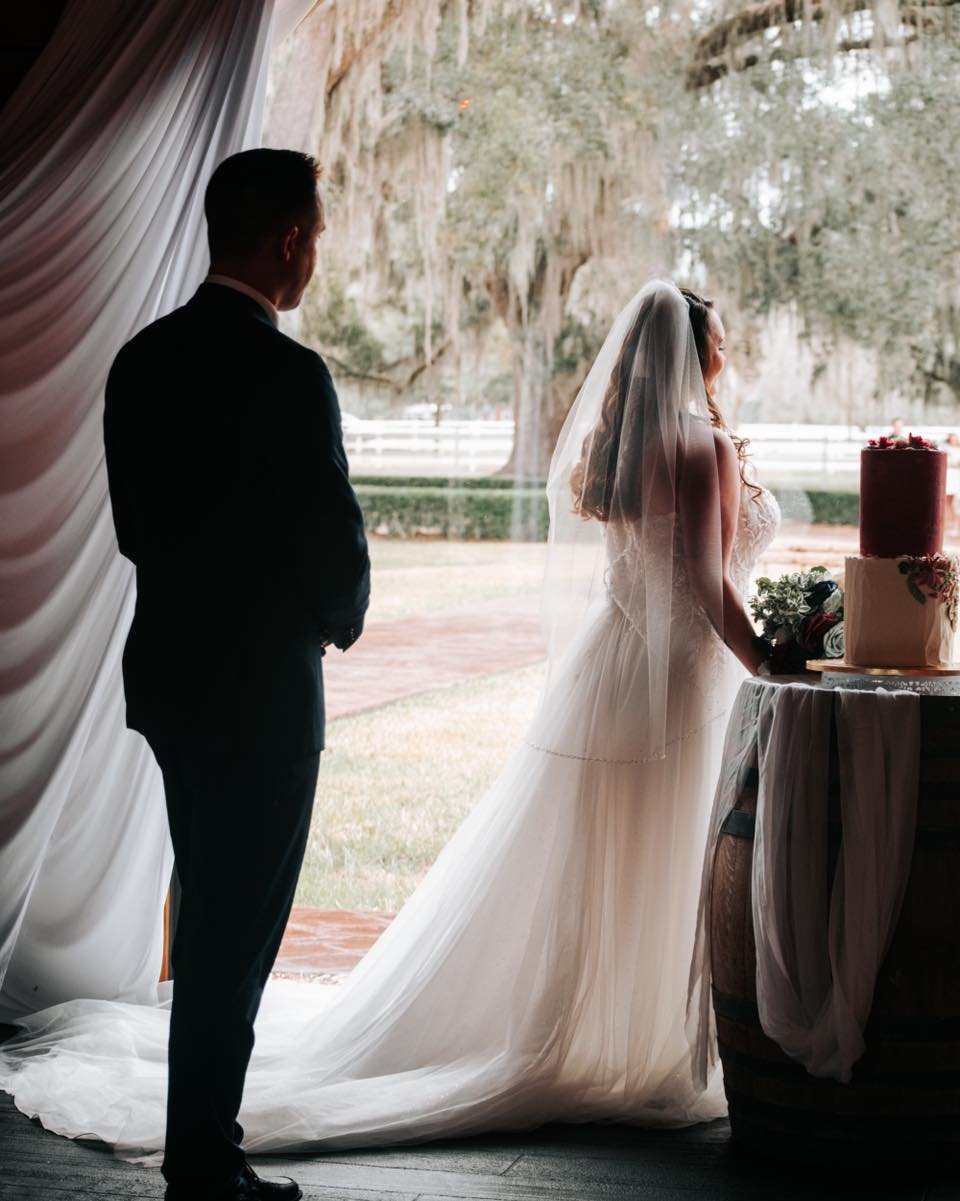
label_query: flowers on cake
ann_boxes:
[750,566,845,667]
[867,433,938,450]
[898,554,960,630]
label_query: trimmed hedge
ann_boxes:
[352,474,543,491]
[802,489,860,526]
[355,484,550,541]
[353,478,859,540]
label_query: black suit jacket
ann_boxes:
[103,282,370,755]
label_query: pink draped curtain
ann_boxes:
[0,0,310,1021]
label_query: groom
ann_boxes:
[104,150,370,1201]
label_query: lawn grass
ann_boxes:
[297,661,547,912]
[365,538,547,623]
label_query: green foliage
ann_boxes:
[286,0,960,438]
[551,316,606,379]
[355,482,549,540]
[389,10,637,278]
[750,566,831,638]
[352,478,856,539]
[302,276,387,376]
[301,3,662,435]
[667,37,960,407]
[803,490,860,526]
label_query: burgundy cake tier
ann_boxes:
[860,444,946,557]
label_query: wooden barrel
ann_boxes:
[710,692,960,1165]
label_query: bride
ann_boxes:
[0,279,780,1157]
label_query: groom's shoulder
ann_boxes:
[268,326,332,381]
[266,333,340,408]
[110,302,321,364]
[107,305,189,384]
[107,303,337,402]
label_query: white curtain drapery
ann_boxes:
[0,0,311,1023]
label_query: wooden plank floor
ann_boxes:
[3,1091,958,1201]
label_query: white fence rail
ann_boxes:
[343,420,957,486]
[344,419,514,476]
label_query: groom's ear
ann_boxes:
[280,223,301,261]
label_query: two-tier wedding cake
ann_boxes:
[844,434,959,668]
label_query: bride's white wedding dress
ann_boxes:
[0,483,780,1156]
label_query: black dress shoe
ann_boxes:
[240,1163,302,1200]
[164,1164,302,1201]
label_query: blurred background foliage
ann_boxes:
[267,0,960,456]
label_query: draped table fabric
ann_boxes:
[688,677,921,1085]
[0,0,312,1023]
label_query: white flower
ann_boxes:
[822,588,844,616]
[823,622,845,659]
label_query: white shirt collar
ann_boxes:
[205,274,279,327]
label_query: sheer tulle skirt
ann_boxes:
[0,604,736,1154]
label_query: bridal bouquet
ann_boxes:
[750,566,845,671]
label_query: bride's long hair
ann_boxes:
[680,287,761,502]
[571,284,756,521]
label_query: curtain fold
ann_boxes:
[690,678,921,1085]
[753,685,920,1081]
[0,0,306,1022]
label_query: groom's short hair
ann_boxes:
[204,149,321,258]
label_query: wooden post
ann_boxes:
[159,887,171,982]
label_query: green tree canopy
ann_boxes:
[266,0,960,460]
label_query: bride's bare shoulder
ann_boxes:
[711,427,740,480]
[711,426,737,457]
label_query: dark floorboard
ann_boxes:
[0,1090,953,1201]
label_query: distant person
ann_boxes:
[887,416,905,439]
[946,433,960,534]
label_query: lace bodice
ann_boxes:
[730,485,781,597]
[604,483,781,623]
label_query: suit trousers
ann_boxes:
[149,736,320,1190]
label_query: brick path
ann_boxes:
[323,595,546,721]
[278,523,864,977]
[274,907,393,979]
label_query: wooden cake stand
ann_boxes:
[807,660,960,676]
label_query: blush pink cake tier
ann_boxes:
[845,435,959,669]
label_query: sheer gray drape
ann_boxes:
[0,0,308,1022]
[689,678,920,1085]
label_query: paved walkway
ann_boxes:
[280,523,863,977]
[274,907,393,979]
[323,595,546,721]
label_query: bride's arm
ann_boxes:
[681,428,768,675]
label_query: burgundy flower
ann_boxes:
[866,433,937,450]
[797,611,839,656]
[769,640,809,674]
